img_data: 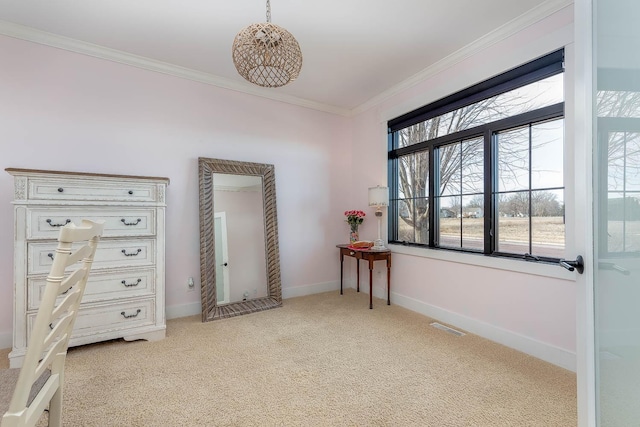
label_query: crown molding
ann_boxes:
[0,20,351,117]
[350,0,574,116]
[0,0,571,119]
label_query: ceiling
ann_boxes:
[0,0,568,114]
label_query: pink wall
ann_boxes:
[0,35,353,340]
[350,6,577,367]
[0,5,579,369]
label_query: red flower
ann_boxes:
[344,209,366,226]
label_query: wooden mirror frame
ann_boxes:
[198,157,282,321]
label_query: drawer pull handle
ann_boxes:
[121,309,141,319]
[121,248,142,257]
[57,188,64,193]
[49,323,53,330]
[121,218,142,226]
[46,218,71,227]
[350,251,355,256]
[128,190,134,195]
[47,253,54,261]
[121,278,142,287]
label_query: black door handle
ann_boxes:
[223,262,228,266]
[560,255,584,274]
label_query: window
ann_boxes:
[388,50,565,262]
[494,119,565,258]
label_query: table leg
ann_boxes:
[387,257,391,305]
[369,259,374,309]
[356,258,360,292]
[340,253,344,295]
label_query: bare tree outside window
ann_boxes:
[397,151,429,243]
[394,73,565,257]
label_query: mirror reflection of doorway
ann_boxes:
[214,212,230,305]
[213,173,268,303]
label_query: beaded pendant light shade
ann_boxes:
[232,0,302,88]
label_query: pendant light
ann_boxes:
[232,0,303,88]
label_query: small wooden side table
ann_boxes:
[337,244,391,309]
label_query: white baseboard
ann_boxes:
[282,280,340,299]
[385,291,576,372]
[0,331,12,350]
[166,302,201,320]
[295,283,575,371]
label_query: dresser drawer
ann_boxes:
[28,268,156,310]
[27,207,156,239]
[27,299,156,342]
[27,177,158,202]
[27,239,156,274]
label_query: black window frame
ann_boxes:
[387,49,565,263]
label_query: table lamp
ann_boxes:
[368,185,389,250]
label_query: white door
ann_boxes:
[575,0,640,425]
[214,212,230,305]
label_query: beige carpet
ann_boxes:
[1,290,576,426]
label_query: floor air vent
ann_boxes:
[430,322,466,337]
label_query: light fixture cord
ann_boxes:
[266,0,271,22]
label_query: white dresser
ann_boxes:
[6,168,169,368]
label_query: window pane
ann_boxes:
[439,143,460,196]
[398,155,413,199]
[437,138,485,251]
[395,198,430,244]
[397,122,431,148]
[397,151,429,244]
[496,127,529,192]
[531,119,564,189]
[460,137,484,194]
[414,198,429,244]
[396,199,415,243]
[496,191,530,254]
[438,196,461,248]
[462,195,484,250]
[400,199,429,244]
[398,153,428,199]
[531,190,565,258]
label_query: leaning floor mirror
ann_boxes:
[198,157,282,321]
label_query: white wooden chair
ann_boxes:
[0,220,104,427]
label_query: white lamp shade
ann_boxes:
[368,186,389,207]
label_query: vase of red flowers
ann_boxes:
[344,210,366,243]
